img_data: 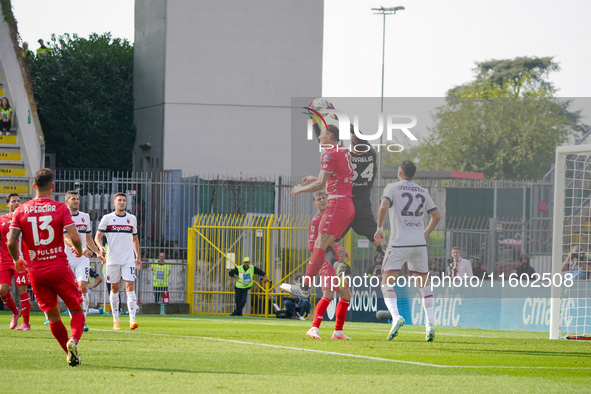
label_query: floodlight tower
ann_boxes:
[371,5,405,188]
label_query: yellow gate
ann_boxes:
[187,214,315,316]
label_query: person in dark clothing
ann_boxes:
[228,257,268,316]
[515,254,536,279]
[471,257,488,279]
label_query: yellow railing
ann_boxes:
[186,213,353,316]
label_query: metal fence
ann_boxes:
[1,170,555,313]
[187,214,337,316]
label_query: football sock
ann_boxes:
[334,299,350,331]
[82,292,89,317]
[420,286,434,326]
[304,248,326,287]
[381,284,399,317]
[70,311,85,343]
[1,292,19,315]
[110,291,120,321]
[49,320,69,353]
[127,291,138,321]
[312,297,331,328]
[19,293,30,325]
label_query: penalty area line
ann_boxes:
[92,329,588,370]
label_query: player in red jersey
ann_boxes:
[8,168,84,367]
[303,191,352,340]
[281,124,355,297]
[0,193,31,330]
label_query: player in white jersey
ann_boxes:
[95,192,142,331]
[374,161,441,342]
[63,190,104,332]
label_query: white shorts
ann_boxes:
[382,246,428,275]
[70,261,90,283]
[106,263,137,283]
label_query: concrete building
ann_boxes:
[133,0,324,177]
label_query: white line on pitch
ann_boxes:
[91,328,589,370]
[164,316,526,339]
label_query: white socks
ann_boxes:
[419,286,434,326]
[110,292,120,321]
[127,291,137,322]
[381,284,399,317]
[82,293,89,317]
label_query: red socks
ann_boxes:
[334,299,350,331]
[49,320,69,353]
[1,292,19,315]
[49,312,85,353]
[19,293,30,325]
[70,311,85,343]
[312,297,331,328]
[304,248,326,285]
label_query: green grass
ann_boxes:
[1,312,590,392]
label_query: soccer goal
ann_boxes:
[550,144,591,340]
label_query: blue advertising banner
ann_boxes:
[320,278,591,333]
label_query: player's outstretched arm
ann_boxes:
[424,209,441,240]
[292,171,330,196]
[374,198,390,244]
[65,224,82,255]
[302,175,318,185]
[133,235,142,270]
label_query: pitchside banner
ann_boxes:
[320,281,591,332]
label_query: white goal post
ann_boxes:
[550,144,591,340]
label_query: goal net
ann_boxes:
[550,145,591,339]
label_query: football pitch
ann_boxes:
[1,312,590,392]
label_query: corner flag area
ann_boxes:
[1,313,589,391]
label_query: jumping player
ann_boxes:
[0,193,31,330]
[8,168,84,366]
[339,125,385,259]
[281,124,355,297]
[374,161,441,342]
[303,191,352,340]
[95,192,141,331]
[63,190,104,331]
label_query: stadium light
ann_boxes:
[372,5,404,188]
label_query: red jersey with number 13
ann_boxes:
[10,198,74,275]
[321,147,353,197]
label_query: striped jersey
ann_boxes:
[64,211,91,264]
[97,211,137,266]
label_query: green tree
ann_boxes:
[30,33,134,171]
[418,56,589,180]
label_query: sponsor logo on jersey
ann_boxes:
[106,225,133,233]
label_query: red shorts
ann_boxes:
[0,263,30,286]
[318,261,349,292]
[319,197,355,238]
[29,268,82,313]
